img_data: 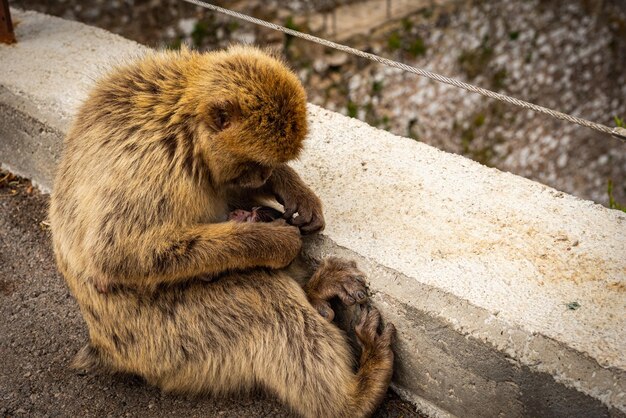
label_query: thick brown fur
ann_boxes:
[49,45,394,418]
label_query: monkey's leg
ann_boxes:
[151,272,394,418]
[252,277,394,418]
[303,257,369,321]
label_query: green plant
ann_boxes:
[285,15,299,31]
[419,7,433,19]
[387,31,402,51]
[381,115,391,130]
[166,37,182,50]
[455,109,500,167]
[461,127,475,151]
[525,51,533,64]
[458,39,494,78]
[608,179,626,212]
[407,37,427,58]
[491,68,507,90]
[615,116,625,128]
[346,101,358,118]
[283,16,300,51]
[407,119,419,140]
[191,20,210,47]
[371,80,383,94]
[473,113,486,127]
[401,18,413,32]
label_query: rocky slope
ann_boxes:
[12,0,626,205]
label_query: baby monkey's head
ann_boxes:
[189,45,308,189]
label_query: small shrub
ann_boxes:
[491,68,507,90]
[372,80,384,94]
[284,16,300,51]
[458,41,494,78]
[473,113,486,127]
[167,37,182,50]
[346,101,358,118]
[387,31,402,51]
[608,179,626,212]
[419,8,434,18]
[407,37,427,58]
[401,18,413,32]
[191,21,210,47]
[407,119,419,140]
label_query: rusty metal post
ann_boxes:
[1,0,16,44]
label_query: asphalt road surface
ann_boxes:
[0,172,422,418]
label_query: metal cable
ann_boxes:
[182,0,626,142]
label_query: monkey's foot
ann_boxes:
[355,304,395,364]
[305,257,369,321]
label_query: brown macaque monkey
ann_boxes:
[49,45,394,418]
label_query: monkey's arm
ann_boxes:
[98,221,301,290]
[263,165,325,235]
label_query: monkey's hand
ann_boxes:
[267,165,325,235]
[277,187,324,235]
[250,219,302,269]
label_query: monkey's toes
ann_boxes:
[316,257,369,306]
[338,278,368,306]
[355,305,381,345]
[310,298,335,322]
[379,322,396,348]
[355,305,395,352]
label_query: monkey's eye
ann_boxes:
[214,108,230,130]
[208,100,240,132]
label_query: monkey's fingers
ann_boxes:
[379,322,397,348]
[299,214,325,235]
[341,278,368,305]
[289,207,324,235]
[282,202,298,221]
[307,257,369,306]
[355,305,381,349]
[355,305,395,355]
[309,298,335,322]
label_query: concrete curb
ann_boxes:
[2,9,625,417]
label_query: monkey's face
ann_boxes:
[192,46,308,188]
[228,161,274,189]
[199,139,275,190]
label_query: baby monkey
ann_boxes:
[50,45,394,418]
[228,206,283,223]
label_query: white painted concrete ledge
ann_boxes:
[1,9,625,418]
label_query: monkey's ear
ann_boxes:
[207,100,241,132]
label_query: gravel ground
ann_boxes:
[0,171,421,417]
